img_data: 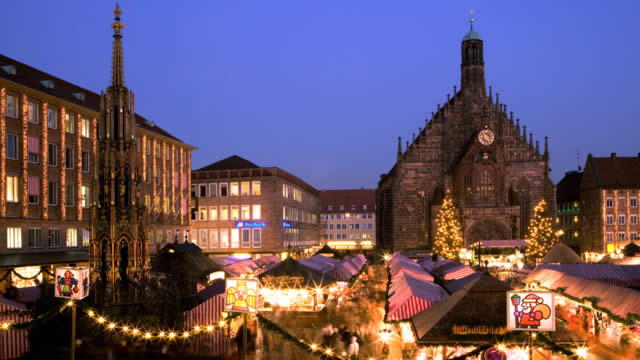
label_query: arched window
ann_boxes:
[478,170,495,202]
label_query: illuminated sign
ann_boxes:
[452,325,506,335]
[507,290,556,331]
[225,277,259,313]
[55,267,90,300]
[282,221,291,228]
[235,221,266,228]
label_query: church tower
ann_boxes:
[90,4,148,303]
[460,17,485,97]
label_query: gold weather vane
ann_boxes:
[112,3,124,35]
[469,9,475,25]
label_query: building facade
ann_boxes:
[376,22,555,251]
[0,8,193,294]
[556,170,583,253]
[319,189,376,250]
[580,153,640,254]
[190,155,320,257]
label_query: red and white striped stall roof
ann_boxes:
[183,291,230,357]
[0,297,30,360]
[223,259,259,277]
[386,273,448,321]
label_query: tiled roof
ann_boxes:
[195,155,260,172]
[587,154,640,188]
[0,53,187,145]
[556,170,582,203]
[319,189,376,213]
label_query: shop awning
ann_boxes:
[223,259,259,277]
[298,254,339,272]
[390,254,434,282]
[0,250,88,268]
[387,272,448,321]
[323,254,367,281]
[535,264,640,289]
[419,259,475,281]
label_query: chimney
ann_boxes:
[611,152,616,160]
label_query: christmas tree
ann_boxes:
[525,199,558,263]
[434,196,464,259]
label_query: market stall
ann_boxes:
[541,242,584,264]
[386,272,448,321]
[389,254,435,283]
[419,258,475,281]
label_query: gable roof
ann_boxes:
[152,242,221,280]
[258,256,335,287]
[319,189,375,213]
[195,155,260,172]
[0,53,189,146]
[541,242,584,264]
[585,154,640,189]
[556,171,583,203]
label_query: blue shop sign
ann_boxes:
[282,221,292,228]
[235,221,266,228]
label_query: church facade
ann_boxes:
[376,23,555,251]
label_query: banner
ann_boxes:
[225,278,259,313]
[54,267,90,300]
[506,290,555,331]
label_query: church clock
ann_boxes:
[478,129,495,145]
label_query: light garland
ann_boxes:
[525,199,557,263]
[434,196,464,259]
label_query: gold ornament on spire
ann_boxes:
[469,9,475,24]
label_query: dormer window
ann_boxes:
[1,65,16,75]
[40,80,54,89]
[72,92,85,102]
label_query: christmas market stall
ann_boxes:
[534,264,640,289]
[298,254,339,272]
[389,254,435,283]
[323,254,367,282]
[0,296,31,359]
[541,242,584,265]
[223,259,260,277]
[418,258,475,281]
[386,272,448,321]
[151,242,222,294]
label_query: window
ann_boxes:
[66,228,77,247]
[209,229,218,248]
[48,181,58,206]
[82,229,90,247]
[5,94,17,117]
[28,229,42,248]
[7,175,18,203]
[253,229,261,248]
[618,232,626,241]
[146,167,151,184]
[209,206,218,220]
[28,176,40,204]
[81,186,89,208]
[631,215,638,225]
[606,215,614,225]
[242,229,250,248]
[606,232,613,242]
[632,233,638,240]
[252,205,261,219]
[619,215,626,225]
[190,208,197,220]
[363,205,368,210]
[7,227,22,249]
[199,207,207,221]
[7,134,17,160]
[191,184,196,198]
[220,206,229,220]
[65,113,74,133]
[328,205,333,211]
[241,182,250,196]
[220,183,228,197]
[606,198,613,208]
[27,136,39,163]
[199,230,208,248]
[220,229,229,248]
[631,197,638,208]
[65,148,74,169]
[81,119,90,137]
[81,152,90,172]
[231,229,240,248]
[340,205,344,210]
[231,206,239,220]
[230,182,239,196]
[252,181,261,195]
[209,183,217,197]
[28,101,39,124]
[48,107,57,129]
[48,143,57,166]
[48,229,61,248]
[351,204,356,210]
[65,184,74,206]
[199,184,207,197]
[241,205,250,219]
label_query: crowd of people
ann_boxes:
[322,323,362,359]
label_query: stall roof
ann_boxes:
[419,259,475,281]
[541,242,584,264]
[258,257,335,287]
[535,264,640,289]
[387,272,448,321]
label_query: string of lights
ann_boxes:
[434,196,464,259]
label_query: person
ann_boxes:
[322,323,334,347]
[347,336,359,359]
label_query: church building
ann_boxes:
[376,20,555,251]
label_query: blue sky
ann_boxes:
[3,1,639,189]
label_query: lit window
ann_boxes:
[241,182,250,196]
[351,204,356,210]
[631,232,638,240]
[230,182,239,196]
[48,107,58,128]
[252,205,261,219]
[65,113,75,133]
[82,229,90,247]
[7,227,22,249]
[209,183,217,197]
[252,181,261,196]
[65,148,74,169]
[48,143,57,166]
[619,215,625,225]
[48,182,58,206]
[48,229,61,248]
[220,206,229,220]
[209,206,218,220]
[199,230,208,248]
[66,228,78,247]
[65,184,74,207]
[6,134,18,160]
[220,183,228,197]
[81,152,90,172]
[28,228,42,248]
[630,197,637,208]
[606,198,613,208]
[28,101,39,124]
[27,136,40,163]
[231,206,239,220]
[242,229,250,248]
[199,207,207,221]
[328,205,333,211]
[606,215,614,225]
[252,229,261,248]
[5,94,17,117]
[573,216,579,224]
[619,232,626,241]
[220,229,229,248]
[631,215,638,225]
[363,204,367,210]
[81,186,90,208]
[241,205,250,219]
[81,118,91,137]
[7,175,18,203]
[209,229,218,248]
[199,184,207,197]
[28,176,40,204]
[231,229,240,248]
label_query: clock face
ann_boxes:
[478,129,495,146]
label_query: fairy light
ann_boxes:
[218,321,225,327]
[525,199,558,262]
[132,328,139,335]
[182,331,190,338]
[207,326,214,332]
[434,196,464,259]
[2,323,9,330]
[122,326,129,332]
[87,311,94,317]
[158,331,166,338]
[168,332,176,339]
[97,317,106,324]
[108,323,116,330]
[575,346,588,359]
[144,332,152,339]
[66,300,74,307]
[194,326,200,332]
[325,348,332,355]
[310,344,317,351]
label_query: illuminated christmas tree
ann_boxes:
[525,199,558,263]
[434,196,464,259]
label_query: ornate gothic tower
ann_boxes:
[460,17,485,97]
[90,4,148,303]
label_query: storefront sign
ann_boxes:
[507,290,555,331]
[452,325,506,335]
[55,267,90,300]
[225,277,259,313]
[282,221,292,228]
[235,221,266,228]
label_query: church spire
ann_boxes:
[111,3,125,87]
[397,136,402,160]
[460,11,485,97]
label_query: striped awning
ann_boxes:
[387,296,431,321]
[0,297,31,359]
[183,291,230,357]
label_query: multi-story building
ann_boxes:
[319,189,376,250]
[0,23,194,292]
[556,170,583,253]
[581,153,640,254]
[190,155,320,257]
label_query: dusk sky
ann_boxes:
[3,1,639,190]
